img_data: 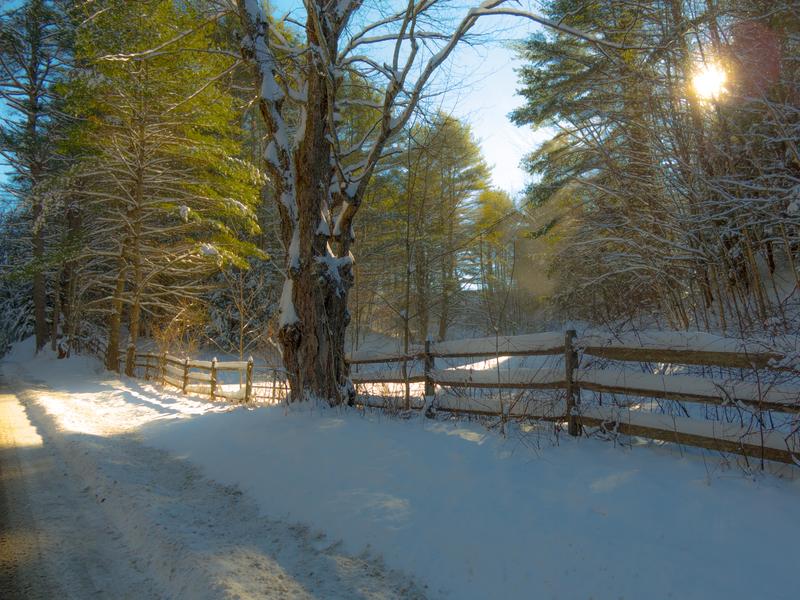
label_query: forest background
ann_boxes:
[1,0,797,377]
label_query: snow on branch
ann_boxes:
[238,0,297,222]
[468,6,628,50]
[98,11,230,62]
[329,1,512,241]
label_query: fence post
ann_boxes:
[402,355,410,411]
[160,352,166,385]
[210,357,217,401]
[182,357,189,394]
[565,329,580,436]
[244,357,254,403]
[424,338,434,398]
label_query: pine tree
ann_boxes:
[512,0,800,332]
[351,114,489,342]
[0,0,68,352]
[64,0,263,371]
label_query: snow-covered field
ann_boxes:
[2,340,799,599]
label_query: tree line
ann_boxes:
[512,0,800,336]
[2,0,795,405]
[0,0,538,384]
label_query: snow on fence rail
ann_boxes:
[346,332,567,364]
[112,330,800,465]
[347,330,789,369]
[347,330,800,466]
[578,330,785,370]
[130,352,255,403]
[577,407,796,466]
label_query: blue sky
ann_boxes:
[424,2,550,197]
[443,21,548,196]
[267,0,547,197]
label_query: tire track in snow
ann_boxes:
[0,379,162,599]
[4,371,427,599]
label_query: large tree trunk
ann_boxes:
[105,260,127,371]
[414,247,430,342]
[24,2,47,353]
[62,193,82,357]
[32,198,47,352]
[124,245,142,377]
[29,110,46,352]
[125,296,141,377]
[281,262,352,404]
[124,137,144,377]
[64,267,79,357]
[274,20,353,405]
[438,215,456,341]
[238,0,496,403]
[50,266,61,352]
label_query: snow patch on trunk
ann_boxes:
[279,279,298,327]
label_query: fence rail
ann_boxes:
[128,352,256,403]
[110,329,799,466]
[347,330,800,466]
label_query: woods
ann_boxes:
[1,0,798,405]
[512,0,800,335]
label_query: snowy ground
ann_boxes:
[0,342,424,599]
[2,340,799,599]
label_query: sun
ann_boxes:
[692,63,727,100]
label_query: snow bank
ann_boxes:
[4,337,104,383]
[578,329,778,357]
[582,405,799,454]
[142,405,800,600]
[577,368,800,410]
[431,332,565,357]
[431,366,565,388]
[6,342,799,600]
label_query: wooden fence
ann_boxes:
[348,330,800,466]
[110,330,800,466]
[131,352,255,403]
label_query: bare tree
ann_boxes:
[235,0,614,404]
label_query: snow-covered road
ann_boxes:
[0,377,164,598]
[0,346,425,599]
[2,340,799,600]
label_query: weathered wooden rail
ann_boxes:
[130,352,255,402]
[348,330,800,466]
[107,330,800,466]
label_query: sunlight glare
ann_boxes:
[0,394,43,448]
[692,63,727,100]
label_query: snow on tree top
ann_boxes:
[200,243,219,257]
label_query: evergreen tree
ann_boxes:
[512,0,800,333]
[0,0,69,352]
[352,114,489,343]
[64,0,264,371]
